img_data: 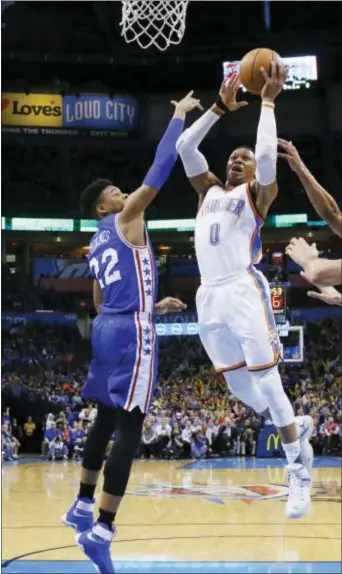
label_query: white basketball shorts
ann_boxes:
[196,267,281,373]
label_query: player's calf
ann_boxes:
[251,365,313,518]
[223,366,269,414]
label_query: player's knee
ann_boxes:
[121,428,143,456]
[252,365,283,399]
[117,407,145,451]
[224,368,268,414]
[252,365,294,427]
[108,410,144,462]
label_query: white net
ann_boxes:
[120,0,190,52]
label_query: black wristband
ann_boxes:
[215,94,228,113]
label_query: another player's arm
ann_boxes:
[254,63,286,218]
[176,74,248,203]
[301,258,342,286]
[306,285,342,307]
[285,237,342,286]
[154,297,187,314]
[294,165,341,236]
[93,280,103,314]
[278,139,342,237]
[119,92,202,226]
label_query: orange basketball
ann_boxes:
[239,48,284,95]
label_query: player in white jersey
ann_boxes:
[177,67,313,519]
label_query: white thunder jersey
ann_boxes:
[195,183,263,286]
[195,183,281,373]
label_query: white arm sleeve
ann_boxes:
[176,110,220,177]
[255,104,277,186]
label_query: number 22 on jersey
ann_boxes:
[89,248,121,288]
[209,223,220,245]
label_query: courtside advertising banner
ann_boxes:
[62,95,138,130]
[1,93,62,127]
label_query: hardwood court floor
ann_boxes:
[2,456,341,573]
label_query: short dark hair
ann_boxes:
[80,178,112,218]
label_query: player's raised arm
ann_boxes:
[254,62,286,218]
[176,74,248,199]
[278,139,342,238]
[119,92,202,225]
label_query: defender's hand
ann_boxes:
[154,297,187,315]
[307,286,342,307]
[260,61,287,103]
[219,74,248,112]
[285,237,319,268]
[278,139,304,173]
[171,91,203,114]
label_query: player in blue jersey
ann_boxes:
[61,91,202,574]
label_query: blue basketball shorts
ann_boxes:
[82,312,158,413]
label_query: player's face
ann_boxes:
[226,148,256,187]
[96,185,128,217]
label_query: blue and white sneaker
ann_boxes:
[76,522,116,574]
[61,496,94,533]
[296,415,314,471]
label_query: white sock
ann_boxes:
[282,439,301,465]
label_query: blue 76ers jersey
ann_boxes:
[88,214,158,314]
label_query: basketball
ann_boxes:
[239,48,284,95]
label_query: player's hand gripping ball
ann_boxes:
[239,48,286,96]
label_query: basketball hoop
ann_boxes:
[120,0,190,52]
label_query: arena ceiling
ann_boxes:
[2,1,341,92]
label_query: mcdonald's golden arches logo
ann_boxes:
[266,433,281,451]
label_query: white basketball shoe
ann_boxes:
[285,415,314,519]
[286,462,312,519]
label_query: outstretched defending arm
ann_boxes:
[254,63,286,218]
[278,139,342,238]
[306,285,342,307]
[300,258,342,286]
[285,237,342,286]
[119,91,202,224]
[176,74,248,199]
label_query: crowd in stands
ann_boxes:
[2,0,341,467]
[2,265,42,312]
[2,324,82,369]
[2,320,341,462]
[2,135,340,220]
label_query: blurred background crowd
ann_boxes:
[1,2,341,464]
[2,136,340,221]
[2,321,341,462]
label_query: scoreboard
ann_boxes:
[271,285,286,314]
[223,55,318,91]
[270,283,287,323]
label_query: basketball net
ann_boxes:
[120,0,189,52]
